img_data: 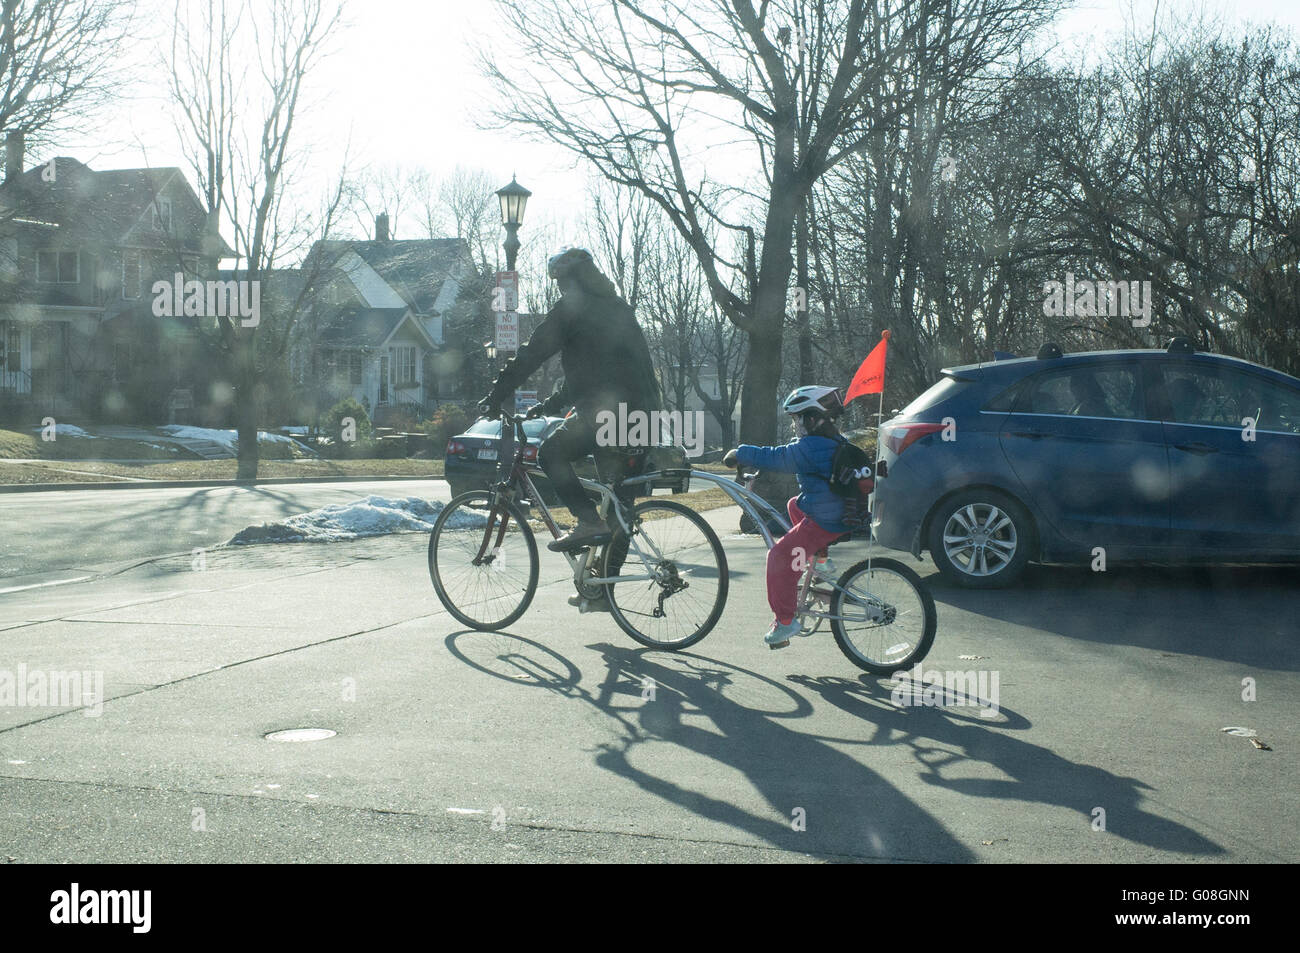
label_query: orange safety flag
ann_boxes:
[845,330,890,403]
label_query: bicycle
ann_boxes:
[728,468,936,675]
[428,412,728,649]
[427,412,936,674]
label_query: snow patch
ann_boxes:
[229,495,487,544]
[33,424,94,438]
[158,424,306,451]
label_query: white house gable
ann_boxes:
[340,251,407,309]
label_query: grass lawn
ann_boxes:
[0,428,182,461]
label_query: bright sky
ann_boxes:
[52,0,1300,264]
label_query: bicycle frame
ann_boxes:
[468,413,885,625]
[470,414,668,594]
[620,466,885,628]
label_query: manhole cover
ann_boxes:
[264,728,337,742]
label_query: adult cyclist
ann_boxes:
[479,247,661,554]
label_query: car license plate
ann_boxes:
[477,448,498,461]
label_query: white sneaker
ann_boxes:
[764,619,803,648]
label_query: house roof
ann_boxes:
[318,307,412,347]
[309,237,472,313]
[0,157,233,256]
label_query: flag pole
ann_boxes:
[866,330,890,566]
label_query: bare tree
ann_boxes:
[0,0,136,158]
[350,163,433,240]
[437,165,497,270]
[483,0,1061,444]
[168,0,344,479]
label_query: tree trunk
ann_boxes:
[234,338,259,481]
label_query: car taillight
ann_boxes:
[522,444,538,463]
[883,422,945,456]
[446,439,465,456]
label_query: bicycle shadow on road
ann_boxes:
[442,629,975,860]
[787,673,1226,858]
[580,643,978,862]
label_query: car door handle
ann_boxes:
[1008,430,1048,440]
[1174,442,1218,455]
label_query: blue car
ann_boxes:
[871,338,1300,587]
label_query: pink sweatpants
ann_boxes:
[767,497,843,625]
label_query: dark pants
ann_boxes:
[538,413,637,571]
[537,413,602,523]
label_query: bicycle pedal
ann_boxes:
[768,639,790,650]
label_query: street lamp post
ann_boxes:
[495,176,531,272]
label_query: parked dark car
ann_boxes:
[444,416,691,501]
[871,338,1300,587]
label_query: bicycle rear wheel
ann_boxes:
[830,557,936,674]
[429,490,538,630]
[603,499,728,650]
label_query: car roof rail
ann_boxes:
[1037,342,1063,360]
[1166,336,1196,354]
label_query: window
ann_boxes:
[1020,365,1142,419]
[1162,365,1300,434]
[395,346,417,385]
[37,250,79,283]
[152,198,172,232]
[122,251,141,299]
[379,355,390,403]
[328,351,362,386]
[1,320,20,380]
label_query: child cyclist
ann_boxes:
[722,385,852,649]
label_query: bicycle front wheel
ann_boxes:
[429,490,538,630]
[830,557,936,674]
[603,499,728,650]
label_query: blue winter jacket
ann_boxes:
[735,434,850,534]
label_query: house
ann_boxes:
[290,216,487,426]
[0,134,231,424]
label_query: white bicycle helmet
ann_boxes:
[782,385,844,419]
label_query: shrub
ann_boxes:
[422,404,471,456]
[321,397,376,458]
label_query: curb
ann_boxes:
[0,474,445,494]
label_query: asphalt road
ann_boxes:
[0,504,1294,863]
[0,480,450,586]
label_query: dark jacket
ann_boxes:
[735,433,851,533]
[487,285,661,419]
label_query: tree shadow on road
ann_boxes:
[931,564,1300,670]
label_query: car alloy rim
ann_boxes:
[943,503,1017,577]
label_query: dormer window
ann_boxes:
[152,197,172,232]
[37,250,79,283]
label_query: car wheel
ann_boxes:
[927,489,1034,588]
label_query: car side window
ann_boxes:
[1258,379,1300,435]
[1161,366,1268,429]
[1018,366,1142,419]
